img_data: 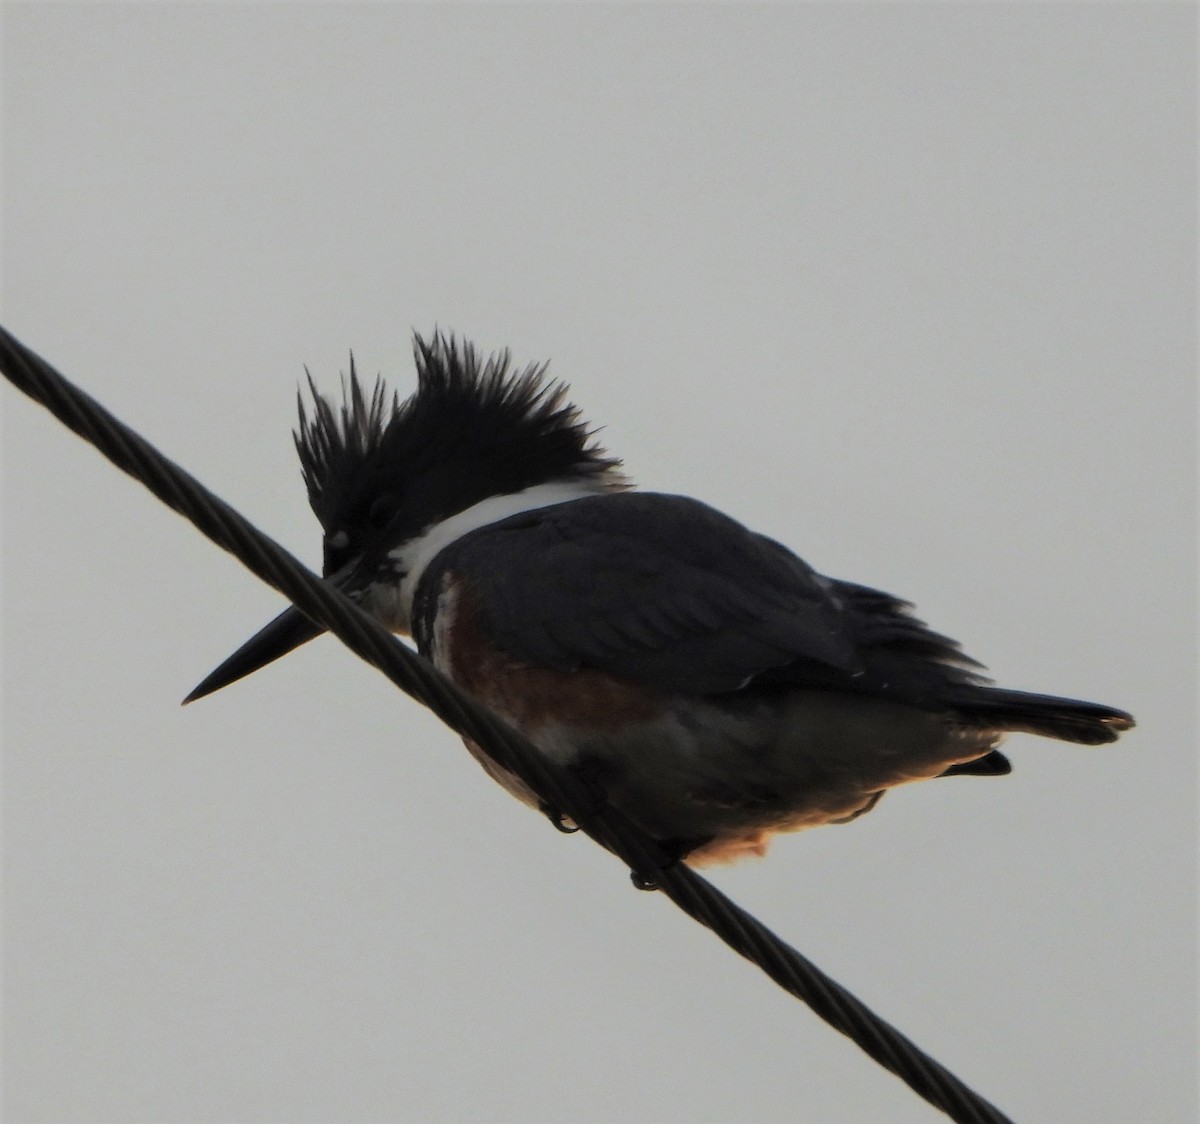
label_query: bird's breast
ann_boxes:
[426,575,665,751]
[417,573,997,866]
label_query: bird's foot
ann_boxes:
[629,835,713,892]
[538,802,580,834]
[537,761,611,835]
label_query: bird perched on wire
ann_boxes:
[186,332,1133,866]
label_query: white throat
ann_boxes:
[392,478,610,623]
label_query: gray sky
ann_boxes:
[2,4,1195,1122]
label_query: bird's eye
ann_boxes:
[367,493,397,529]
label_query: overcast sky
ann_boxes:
[2,4,1196,1123]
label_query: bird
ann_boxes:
[185,331,1134,867]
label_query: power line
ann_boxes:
[0,324,1014,1124]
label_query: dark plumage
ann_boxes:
[188,331,1135,863]
[413,491,1130,743]
[295,333,624,577]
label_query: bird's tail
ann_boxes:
[951,687,1134,746]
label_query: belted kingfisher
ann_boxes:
[186,332,1134,865]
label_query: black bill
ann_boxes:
[182,604,325,704]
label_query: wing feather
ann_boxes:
[427,493,861,693]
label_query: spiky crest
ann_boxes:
[295,355,398,519]
[293,331,625,538]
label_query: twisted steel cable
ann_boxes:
[0,324,1014,1124]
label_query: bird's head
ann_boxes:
[184,330,625,703]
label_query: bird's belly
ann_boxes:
[456,682,997,866]
[427,578,996,864]
[535,692,991,859]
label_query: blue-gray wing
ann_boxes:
[418,492,980,696]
